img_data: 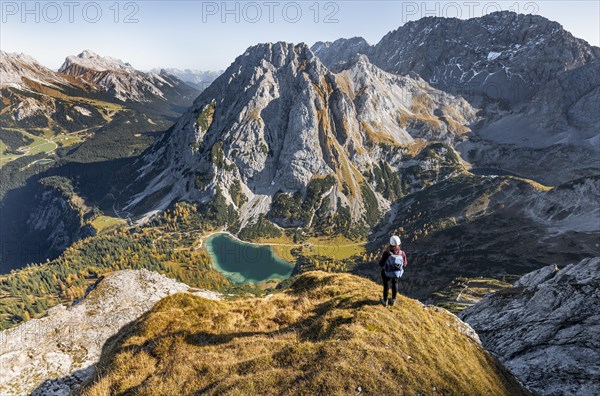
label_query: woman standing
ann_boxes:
[378,235,407,307]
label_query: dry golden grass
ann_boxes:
[305,235,366,259]
[80,272,530,396]
[361,121,400,146]
[333,71,355,100]
[400,139,430,157]
[505,176,553,192]
[90,216,127,234]
[252,235,366,262]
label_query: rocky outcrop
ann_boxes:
[25,177,97,261]
[459,258,600,396]
[311,37,371,71]
[0,269,220,396]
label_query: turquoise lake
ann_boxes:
[205,233,294,284]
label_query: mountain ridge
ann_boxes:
[313,11,599,103]
[26,270,528,396]
[58,50,198,104]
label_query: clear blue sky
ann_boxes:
[1,1,598,71]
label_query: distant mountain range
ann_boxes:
[150,67,223,91]
[1,50,199,135]
[0,50,200,269]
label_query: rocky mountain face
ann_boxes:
[0,269,220,396]
[371,12,598,104]
[25,177,97,262]
[311,11,600,184]
[454,58,600,184]
[313,12,599,105]
[0,176,97,271]
[311,37,370,72]
[460,257,600,396]
[524,175,600,233]
[479,60,600,147]
[119,42,477,230]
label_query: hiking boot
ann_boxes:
[380,298,388,307]
[389,299,396,306]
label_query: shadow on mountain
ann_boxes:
[0,156,136,273]
[30,365,96,396]
[358,174,600,300]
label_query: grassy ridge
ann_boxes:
[79,271,530,396]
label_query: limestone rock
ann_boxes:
[0,269,220,396]
[460,258,600,396]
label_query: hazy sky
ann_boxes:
[1,1,599,71]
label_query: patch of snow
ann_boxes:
[487,51,502,61]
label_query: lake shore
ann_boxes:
[204,232,294,284]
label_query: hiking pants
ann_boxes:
[381,270,398,301]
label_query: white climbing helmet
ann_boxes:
[390,235,401,246]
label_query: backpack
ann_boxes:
[384,251,404,279]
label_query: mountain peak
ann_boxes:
[236,41,320,71]
[59,50,135,73]
[79,49,97,58]
[368,11,598,104]
[55,50,201,103]
[0,50,40,65]
[120,37,476,227]
[0,50,66,88]
[311,37,371,71]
